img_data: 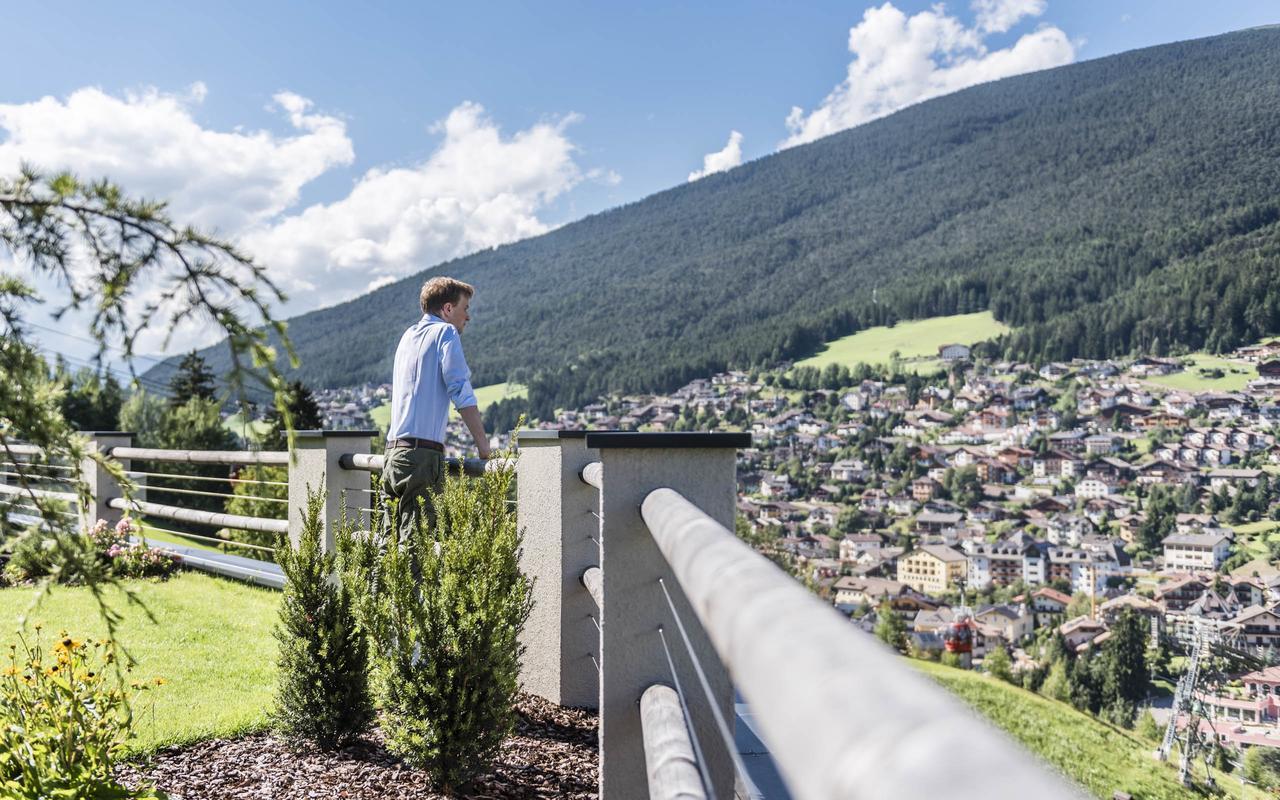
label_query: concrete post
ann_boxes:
[288,431,377,551]
[590,432,742,800]
[515,430,600,709]
[81,432,137,530]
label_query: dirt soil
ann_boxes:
[117,695,598,799]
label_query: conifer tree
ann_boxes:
[168,351,218,405]
[262,380,324,448]
[874,600,906,651]
[273,490,371,748]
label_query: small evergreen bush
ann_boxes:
[273,490,372,748]
[340,459,532,789]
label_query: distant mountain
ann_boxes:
[150,27,1280,418]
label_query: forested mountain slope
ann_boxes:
[153,26,1280,416]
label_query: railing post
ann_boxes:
[81,432,136,530]
[288,430,377,551]
[589,432,743,800]
[515,430,600,708]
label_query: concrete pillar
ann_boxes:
[515,430,600,709]
[81,432,136,530]
[590,432,740,800]
[288,430,376,551]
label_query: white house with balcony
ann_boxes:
[1162,530,1232,572]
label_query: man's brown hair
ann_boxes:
[419,277,475,314]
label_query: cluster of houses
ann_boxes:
[515,349,1280,749]
[312,383,387,430]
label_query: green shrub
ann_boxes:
[4,517,177,584]
[0,630,161,798]
[982,644,1014,684]
[1245,744,1280,789]
[341,462,532,790]
[2,528,61,584]
[1135,707,1161,742]
[273,490,372,748]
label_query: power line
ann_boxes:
[36,347,176,397]
[25,321,167,366]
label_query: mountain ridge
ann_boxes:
[148,26,1280,418]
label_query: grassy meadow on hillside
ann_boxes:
[0,573,278,753]
[795,312,1009,370]
[913,660,1263,799]
[371,381,527,431]
[1144,353,1255,392]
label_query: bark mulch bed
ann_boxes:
[117,694,597,799]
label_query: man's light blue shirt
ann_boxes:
[387,313,478,444]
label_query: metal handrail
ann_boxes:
[0,443,44,457]
[338,452,513,477]
[107,497,289,535]
[640,487,1083,800]
[640,684,707,800]
[109,446,289,465]
[581,566,604,610]
[0,483,78,503]
[580,460,603,490]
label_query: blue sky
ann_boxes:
[2,1,1277,360]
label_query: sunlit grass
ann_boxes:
[0,571,279,753]
[795,312,1009,370]
[913,659,1265,799]
[1145,353,1255,392]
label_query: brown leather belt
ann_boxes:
[386,437,445,452]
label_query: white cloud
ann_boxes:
[688,130,744,182]
[0,84,354,233]
[781,1,1075,148]
[0,86,598,352]
[972,0,1045,33]
[241,101,584,308]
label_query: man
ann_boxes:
[382,276,491,533]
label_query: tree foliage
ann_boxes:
[1,167,295,639]
[874,600,906,652]
[273,489,372,748]
[168,351,217,405]
[339,459,531,789]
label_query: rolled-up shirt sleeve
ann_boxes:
[439,329,478,410]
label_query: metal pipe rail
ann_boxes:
[581,566,604,610]
[0,483,78,503]
[640,487,1084,800]
[640,684,707,800]
[109,446,289,466]
[338,452,513,477]
[580,460,603,490]
[0,443,45,457]
[108,497,289,535]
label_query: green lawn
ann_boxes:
[0,572,279,753]
[1145,353,1255,392]
[913,660,1262,799]
[136,519,223,554]
[372,381,528,431]
[795,312,1009,370]
[1232,520,1280,560]
[222,412,271,443]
